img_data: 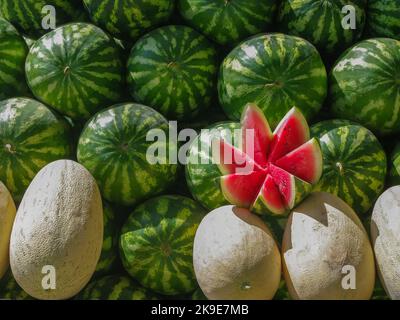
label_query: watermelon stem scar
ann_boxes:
[336,162,344,175]
[4,143,16,154]
[63,66,71,75]
[214,104,323,216]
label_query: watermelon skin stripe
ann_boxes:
[25,23,125,120]
[127,25,218,121]
[77,275,158,300]
[186,122,240,210]
[83,0,174,41]
[178,0,277,46]
[366,0,400,40]
[77,103,178,207]
[314,125,387,215]
[330,38,400,135]
[0,0,87,39]
[218,33,327,128]
[119,195,206,296]
[0,98,73,202]
[278,0,366,56]
[0,18,29,100]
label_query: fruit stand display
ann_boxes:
[0,0,400,301]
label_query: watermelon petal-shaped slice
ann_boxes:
[268,107,310,163]
[252,175,287,216]
[274,138,323,184]
[269,164,312,210]
[212,139,261,175]
[220,170,267,208]
[241,103,273,167]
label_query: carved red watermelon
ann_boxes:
[213,104,323,216]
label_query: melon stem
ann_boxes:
[4,143,16,154]
[336,162,344,175]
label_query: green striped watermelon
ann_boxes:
[94,202,119,277]
[77,103,178,206]
[0,18,29,100]
[178,0,277,46]
[83,0,174,41]
[278,0,366,57]
[192,287,207,300]
[330,38,400,135]
[120,195,206,296]
[312,122,387,215]
[366,0,400,40]
[0,98,72,202]
[77,275,158,300]
[310,119,358,138]
[0,0,87,39]
[25,23,124,120]
[218,33,327,127]
[389,143,400,186]
[186,121,240,210]
[0,270,32,300]
[127,25,218,121]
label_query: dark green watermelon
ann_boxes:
[0,0,87,38]
[366,0,400,40]
[218,33,327,128]
[330,38,400,135]
[77,103,178,206]
[25,23,125,120]
[178,0,277,46]
[278,0,367,57]
[76,275,158,300]
[0,98,73,202]
[83,0,174,41]
[120,195,206,296]
[0,18,29,99]
[0,270,32,300]
[127,25,218,121]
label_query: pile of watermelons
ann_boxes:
[0,0,399,300]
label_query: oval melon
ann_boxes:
[282,192,375,300]
[0,181,16,279]
[193,205,281,300]
[10,160,103,300]
[371,186,400,300]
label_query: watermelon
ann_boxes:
[0,18,29,100]
[0,0,87,39]
[25,23,125,120]
[93,202,120,277]
[76,275,158,300]
[0,98,72,202]
[83,0,174,41]
[77,103,178,206]
[330,38,400,135]
[278,0,367,57]
[119,195,206,296]
[0,270,32,300]
[389,143,400,186]
[310,119,358,138]
[192,287,207,300]
[178,0,277,46]
[186,104,323,216]
[218,33,327,127]
[312,122,387,215]
[127,25,218,121]
[366,0,400,40]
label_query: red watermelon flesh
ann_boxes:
[212,138,261,175]
[220,170,267,208]
[268,107,310,163]
[213,105,321,216]
[241,103,273,167]
[274,138,323,184]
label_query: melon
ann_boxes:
[198,104,323,216]
[193,205,281,300]
[282,192,375,300]
[10,160,103,300]
[371,186,400,300]
[0,182,16,279]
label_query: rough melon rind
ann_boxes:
[10,160,103,300]
[193,205,281,300]
[282,192,375,300]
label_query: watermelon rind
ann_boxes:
[119,195,206,296]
